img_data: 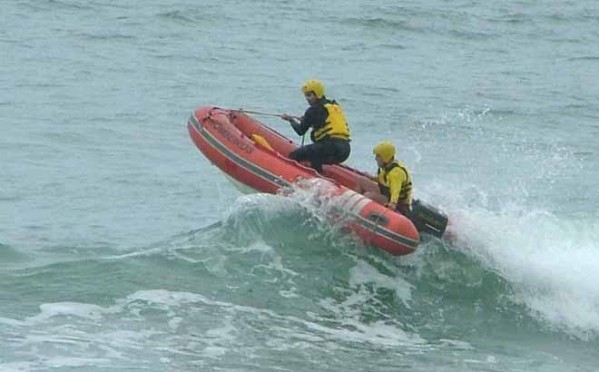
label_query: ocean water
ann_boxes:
[1,0,599,370]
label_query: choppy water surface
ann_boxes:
[1,0,598,370]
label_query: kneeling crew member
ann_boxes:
[359,141,413,216]
[281,79,351,173]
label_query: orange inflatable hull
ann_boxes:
[187,106,420,255]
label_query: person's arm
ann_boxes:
[283,105,328,137]
[290,117,308,136]
[282,112,311,136]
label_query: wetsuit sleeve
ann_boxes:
[289,118,304,136]
[387,168,405,204]
[291,105,328,137]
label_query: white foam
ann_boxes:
[1,290,245,369]
[349,260,413,305]
[25,302,110,323]
[43,357,111,368]
[226,240,275,255]
[267,178,357,226]
[450,201,599,337]
[0,362,36,372]
[228,192,304,216]
[254,247,299,278]
[309,260,426,349]
[0,317,24,326]
[123,289,210,307]
[438,338,474,350]
[200,315,237,359]
[123,290,423,350]
[2,287,432,368]
[168,316,183,330]
[302,317,426,348]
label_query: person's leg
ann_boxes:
[289,144,315,162]
[320,140,350,165]
[289,140,349,174]
[288,143,325,173]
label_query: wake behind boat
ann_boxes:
[187,106,448,256]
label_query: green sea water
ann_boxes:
[1,0,598,370]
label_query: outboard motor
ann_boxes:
[409,199,448,238]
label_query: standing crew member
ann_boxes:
[281,79,351,173]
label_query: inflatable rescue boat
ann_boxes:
[187,106,447,256]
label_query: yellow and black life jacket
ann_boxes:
[312,101,351,142]
[377,161,412,206]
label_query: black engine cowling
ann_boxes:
[409,199,448,238]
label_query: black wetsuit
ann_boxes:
[288,98,351,173]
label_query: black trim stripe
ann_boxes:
[189,113,418,251]
[354,212,419,249]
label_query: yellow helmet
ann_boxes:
[373,141,395,163]
[301,79,325,99]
